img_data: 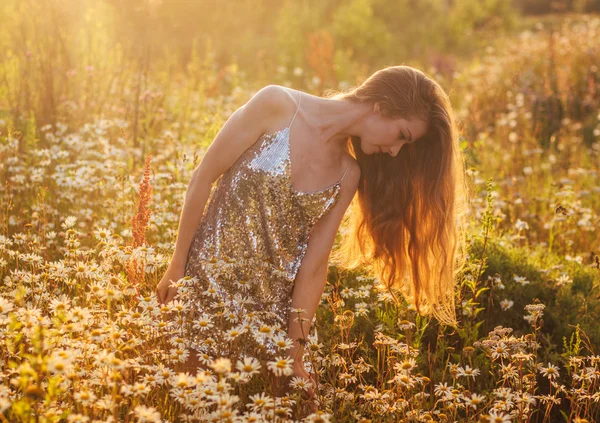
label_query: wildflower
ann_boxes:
[289,375,314,391]
[515,219,529,231]
[461,299,475,316]
[539,363,560,380]
[373,332,398,347]
[224,310,238,323]
[394,358,417,373]
[96,351,126,370]
[248,392,275,411]
[512,352,534,362]
[565,254,583,264]
[394,372,416,388]
[211,357,232,374]
[463,346,475,357]
[304,410,333,423]
[514,391,537,406]
[340,287,354,298]
[463,392,486,409]
[93,228,113,242]
[494,387,515,401]
[202,286,220,299]
[73,388,97,406]
[457,365,481,379]
[193,313,215,331]
[354,302,369,316]
[513,275,530,285]
[224,327,243,342]
[499,363,518,381]
[537,394,561,405]
[274,406,293,419]
[19,253,44,266]
[572,367,595,383]
[47,350,74,374]
[488,274,505,289]
[488,410,512,422]
[245,412,265,422]
[555,274,572,287]
[434,382,452,396]
[491,343,510,360]
[569,356,584,367]
[500,299,514,311]
[256,324,275,341]
[337,341,357,351]
[0,297,15,315]
[339,372,357,384]
[356,286,371,298]
[133,405,161,423]
[349,358,372,375]
[447,362,460,378]
[524,303,545,313]
[67,414,89,423]
[361,386,382,400]
[397,319,416,330]
[267,356,294,376]
[62,216,77,229]
[524,303,545,326]
[169,348,190,363]
[271,334,294,351]
[234,278,251,290]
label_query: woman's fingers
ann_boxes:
[160,287,178,305]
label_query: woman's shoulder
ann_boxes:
[255,84,300,107]
[249,85,301,128]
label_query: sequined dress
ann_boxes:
[181,90,352,368]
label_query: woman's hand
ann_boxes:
[290,362,318,413]
[156,263,185,305]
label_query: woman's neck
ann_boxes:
[300,91,370,156]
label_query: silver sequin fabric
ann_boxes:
[180,91,350,369]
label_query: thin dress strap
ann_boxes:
[339,160,351,183]
[289,91,301,128]
[289,90,351,186]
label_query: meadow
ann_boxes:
[1,2,600,422]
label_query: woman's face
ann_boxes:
[360,103,428,157]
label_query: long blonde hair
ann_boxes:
[327,65,472,327]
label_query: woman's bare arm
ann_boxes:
[286,161,361,366]
[169,85,293,268]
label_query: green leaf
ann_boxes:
[559,409,569,422]
[475,287,490,298]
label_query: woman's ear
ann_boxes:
[373,102,390,117]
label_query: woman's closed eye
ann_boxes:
[400,133,414,144]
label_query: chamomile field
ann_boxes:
[1,2,600,422]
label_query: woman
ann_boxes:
[155,65,470,407]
